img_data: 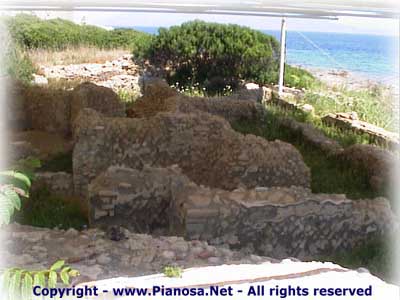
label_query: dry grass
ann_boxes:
[28,46,129,67]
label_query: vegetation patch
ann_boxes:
[39,151,73,173]
[136,20,316,95]
[4,14,150,50]
[297,84,396,131]
[14,187,87,230]
[231,109,383,200]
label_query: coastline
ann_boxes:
[297,65,399,92]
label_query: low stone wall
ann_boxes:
[127,78,265,123]
[22,85,72,135]
[181,187,395,259]
[322,112,399,149]
[88,165,397,260]
[70,82,125,124]
[74,108,310,196]
[278,117,344,156]
[10,82,125,136]
[34,172,74,196]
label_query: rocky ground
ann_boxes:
[2,225,398,298]
[34,54,142,97]
[1,223,276,283]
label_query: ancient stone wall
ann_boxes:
[70,82,125,124]
[34,172,74,196]
[127,79,265,123]
[88,165,397,260]
[180,187,396,259]
[10,82,125,136]
[74,108,310,196]
[22,85,72,135]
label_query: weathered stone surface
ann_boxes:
[88,165,397,260]
[22,85,72,135]
[337,144,396,192]
[127,78,265,123]
[70,82,126,124]
[0,223,276,281]
[10,81,126,135]
[74,108,310,196]
[9,141,40,162]
[322,112,399,149]
[39,54,141,93]
[88,165,193,232]
[34,172,74,196]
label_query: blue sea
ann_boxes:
[132,26,399,83]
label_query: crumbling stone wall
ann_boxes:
[22,85,72,135]
[10,82,125,136]
[180,187,396,259]
[74,108,310,196]
[127,78,265,123]
[88,165,193,233]
[34,172,74,196]
[70,82,125,124]
[88,165,397,260]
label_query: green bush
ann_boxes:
[284,65,316,89]
[5,45,36,84]
[4,14,150,50]
[137,20,316,94]
[138,20,281,94]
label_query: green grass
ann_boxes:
[117,88,141,110]
[14,187,88,230]
[299,83,397,131]
[231,108,383,200]
[39,151,73,173]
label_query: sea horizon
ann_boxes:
[119,26,399,84]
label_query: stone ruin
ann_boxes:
[9,77,398,262]
[127,78,265,123]
[8,81,125,135]
[73,108,310,196]
[88,164,397,260]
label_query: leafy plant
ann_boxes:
[0,160,81,299]
[1,260,79,300]
[0,170,31,226]
[163,266,183,278]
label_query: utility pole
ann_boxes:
[278,18,286,96]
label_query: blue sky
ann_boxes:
[34,11,399,36]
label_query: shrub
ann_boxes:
[4,14,150,50]
[284,65,316,89]
[139,20,282,94]
[5,47,36,84]
[138,20,316,94]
